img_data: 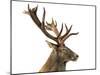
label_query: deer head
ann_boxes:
[24,4,79,72]
[45,19,79,63]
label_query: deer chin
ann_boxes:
[63,57,78,63]
[63,59,70,63]
[71,57,78,61]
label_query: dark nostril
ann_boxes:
[76,55,79,58]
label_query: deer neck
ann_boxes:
[39,49,66,72]
[57,62,66,71]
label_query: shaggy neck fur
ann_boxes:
[39,50,66,72]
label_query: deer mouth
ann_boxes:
[71,57,77,61]
[71,55,79,61]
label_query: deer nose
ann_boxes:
[72,54,79,61]
[76,55,79,58]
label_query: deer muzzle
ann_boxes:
[71,54,79,61]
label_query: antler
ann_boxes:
[25,4,58,42]
[24,4,78,46]
[46,19,79,45]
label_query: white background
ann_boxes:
[12,1,95,74]
[0,0,100,75]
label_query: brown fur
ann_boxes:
[39,42,78,72]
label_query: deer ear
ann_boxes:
[45,40,57,49]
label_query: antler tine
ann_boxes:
[42,8,45,26]
[65,24,68,32]
[23,10,30,15]
[61,25,72,40]
[57,23,63,39]
[55,20,57,27]
[31,5,38,15]
[63,32,79,42]
[52,18,54,24]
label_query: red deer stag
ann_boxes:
[24,4,79,72]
